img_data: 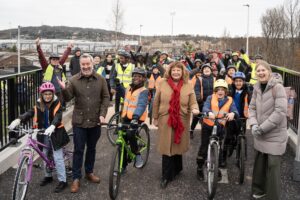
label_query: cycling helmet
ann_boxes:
[254,54,263,60]
[39,82,55,93]
[132,68,146,77]
[201,63,212,72]
[118,51,131,59]
[214,79,228,90]
[232,52,239,57]
[227,65,237,71]
[49,53,60,60]
[232,72,246,80]
[194,59,202,65]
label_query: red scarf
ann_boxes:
[167,78,185,144]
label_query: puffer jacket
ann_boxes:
[248,76,288,155]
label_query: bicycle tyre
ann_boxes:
[238,137,245,184]
[136,124,150,168]
[107,112,121,145]
[12,156,30,200]
[109,146,122,200]
[207,142,219,200]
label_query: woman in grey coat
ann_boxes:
[248,60,287,200]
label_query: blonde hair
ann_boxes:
[164,61,189,83]
[255,60,272,72]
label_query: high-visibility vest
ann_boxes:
[203,94,233,127]
[121,87,148,121]
[190,73,201,87]
[234,61,241,71]
[148,74,162,89]
[225,76,233,85]
[116,63,134,88]
[33,102,64,129]
[249,63,257,85]
[243,94,249,118]
[241,54,250,65]
[43,64,66,82]
[96,67,106,77]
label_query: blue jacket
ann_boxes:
[133,89,148,119]
[203,95,239,117]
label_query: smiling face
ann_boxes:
[50,57,59,66]
[42,91,54,103]
[215,87,226,99]
[93,56,101,65]
[106,54,113,62]
[171,66,183,81]
[132,73,145,85]
[234,78,244,90]
[80,57,93,77]
[227,68,236,77]
[256,64,271,84]
[203,67,212,76]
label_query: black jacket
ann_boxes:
[69,56,81,76]
[230,83,252,118]
[19,96,69,150]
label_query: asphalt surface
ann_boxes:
[1,127,300,200]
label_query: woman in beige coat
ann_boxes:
[153,61,199,188]
[248,61,287,200]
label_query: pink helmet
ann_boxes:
[39,82,55,93]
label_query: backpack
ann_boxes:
[271,72,297,120]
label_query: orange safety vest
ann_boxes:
[33,102,64,129]
[148,74,162,89]
[203,94,233,127]
[121,87,148,121]
[243,94,249,118]
[225,76,233,85]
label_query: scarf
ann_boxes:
[167,78,185,144]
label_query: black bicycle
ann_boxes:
[235,118,247,184]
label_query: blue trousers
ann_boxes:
[72,125,101,180]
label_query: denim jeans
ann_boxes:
[72,125,101,180]
[43,136,66,182]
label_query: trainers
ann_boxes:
[252,194,266,199]
[54,181,68,193]
[135,155,144,168]
[197,167,204,181]
[40,177,53,186]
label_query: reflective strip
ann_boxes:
[243,94,249,118]
[33,106,38,128]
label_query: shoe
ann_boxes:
[197,167,204,181]
[160,179,169,189]
[85,173,100,183]
[190,131,194,139]
[40,177,53,186]
[54,181,68,193]
[252,194,266,199]
[135,155,144,168]
[70,179,80,193]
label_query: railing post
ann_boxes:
[7,77,17,122]
[293,106,300,181]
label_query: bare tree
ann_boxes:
[221,27,231,50]
[111,0,125,51]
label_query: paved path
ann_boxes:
[1,108,300,200]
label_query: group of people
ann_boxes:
[7,40,288,200]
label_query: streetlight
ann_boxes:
[170,12,176,55]
[243,4,250,55]
[139,24,143,45]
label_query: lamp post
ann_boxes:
[243,4,250,55]
[139,24,143,45]
[170,12,176,56]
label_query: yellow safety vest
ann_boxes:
[122,87,148,121]
[116,63,134,88]
[234,61,241,71]
[43,64,66,82]
[241,54,250,65]
[249,63,257,85]
[96,67,105,77]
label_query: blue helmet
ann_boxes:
[232,72,246,80]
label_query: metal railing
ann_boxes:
[271,65,300,133]
[0,68,43,151]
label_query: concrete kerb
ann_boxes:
[0,106,74,175]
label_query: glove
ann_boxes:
[130,119,139,129]
[251,125,262,138]
[8,119,21,130]
[220,68,226,76]
[44,125,55,136]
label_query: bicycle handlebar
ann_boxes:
[7,126,45,135]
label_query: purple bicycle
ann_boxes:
[9,126,73,200]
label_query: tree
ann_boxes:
[110,0,125,51]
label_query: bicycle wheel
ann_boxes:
[109,146,122,200]
[238,137,245,184]
[207,142,219,200]
[107,112,121,145]
[136,124,150,168]
[12,156,30,200]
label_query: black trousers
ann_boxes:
[162,155,183,181]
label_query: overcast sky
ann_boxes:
[0,0,284,37]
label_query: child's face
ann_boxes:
[228,68,236,76]
[215,87,226,99]
[153,68,159,74]
[203,67,212,76]
[234,78,244,90]
[42,91,54,103]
